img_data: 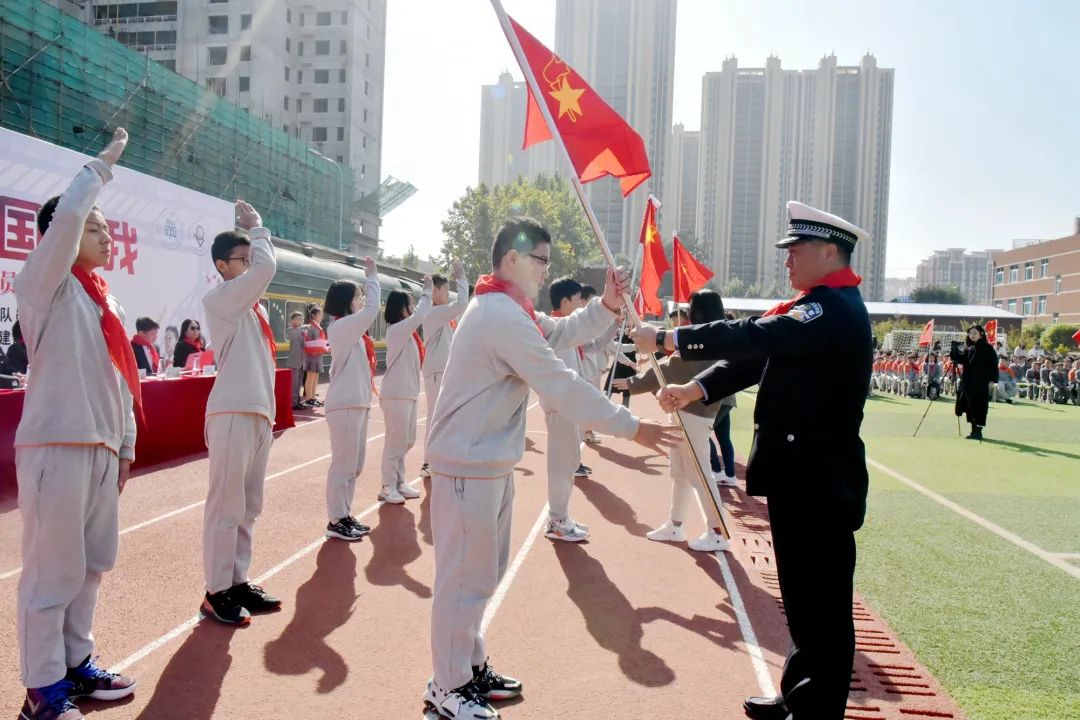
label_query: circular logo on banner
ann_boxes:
[190,220,210,256]
[156,210,182,251]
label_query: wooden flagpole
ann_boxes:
[488,0,730,538]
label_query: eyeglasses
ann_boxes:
[527,252,551,267]
[225,256,251,267]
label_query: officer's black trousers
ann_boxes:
[768,492,857,720]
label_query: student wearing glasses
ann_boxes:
[199,200,282,626]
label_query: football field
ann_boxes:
[733,390,1080,720]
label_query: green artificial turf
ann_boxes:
[728,391,1080,720]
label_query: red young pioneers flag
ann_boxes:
[984,319,998,345]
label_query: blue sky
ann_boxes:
[379,0,1078,277]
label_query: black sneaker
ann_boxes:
[229,582,282,614]
[200,590,251,626]
[326,517,366,542]
[344,515,371,535]
[574,464,592,477]
[471,660,522,701]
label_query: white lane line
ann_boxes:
[110,481,415,674]
[0,428,392,582]
[867,458,1080,580]
[1053,553,1080,560]
[113,400,543,673]
[713,550,777,697]
[480,502,550,636]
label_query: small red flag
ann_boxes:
[671,235,714,303]
[637,198,668,317]
[918,319,935,347]
[984,319,997,345]
[509,17,651,196]
[1072,328,1080,343]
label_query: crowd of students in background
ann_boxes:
[871,346,1079,406]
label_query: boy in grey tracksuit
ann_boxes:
[286,311,305,409]
[422,217,677,720]
[14,129,137,720]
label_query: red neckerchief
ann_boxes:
[762,266,862,317]
[131,334,160,369]
[551,308,585,359]
[253,304,276,361]
[412,331,426,367]
[189,338,205,352]
[474,274,542,335]
[71,265,145,424]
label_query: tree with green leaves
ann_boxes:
[1041,323,1079,351]
[437,176,600,282]
[910,285,966,304]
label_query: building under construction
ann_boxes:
[0,0,414,255]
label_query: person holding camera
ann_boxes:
[949,325,997,440]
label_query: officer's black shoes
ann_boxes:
[743,694,789,720]
[965,426,984,441]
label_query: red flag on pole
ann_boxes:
[671,235,714,303]
[509,17,652,196]
[1072,328,1080,343]
[637,197,668,317]
[918,319,935,347]
[985,319,998,345]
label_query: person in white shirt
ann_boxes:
[321,257,381,541]
[419,261,469,479]
[199,200,282,627]
[422,216,679,720]
[379,276,433,504]
[14,128,138,720]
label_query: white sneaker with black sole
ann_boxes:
[422,678,499,719]
[378,485,406,504]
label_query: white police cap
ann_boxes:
[777,201,869,251]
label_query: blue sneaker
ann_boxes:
[65,654,136,701]
[18,679,82,720]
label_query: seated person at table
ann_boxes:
[13,128,138,720]
[173,318,205,369]
[0,344,20,388]
[130,316,161,376]
[6,320,29,375]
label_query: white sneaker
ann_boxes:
[583,430,601,445]
[423,678,499,719]
[397,482,421,500]
[419,463,432,478]
[378,486,405,504]
[544,516,589,542]
[646,521,687,543]
[689,529,732,553]
[717,475,738,487]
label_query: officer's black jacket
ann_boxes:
[676,284,873,530]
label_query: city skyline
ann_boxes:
[379,0,1077,282]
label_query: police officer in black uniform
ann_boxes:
[633,201,873,720]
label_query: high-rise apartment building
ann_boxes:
[552,0,676,258]
[663,124,699,243]
[915,248,999,304]
[697,54,894,299]
[47,0,386,253]
[478,71,530,188]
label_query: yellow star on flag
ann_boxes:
[549,77,585,121]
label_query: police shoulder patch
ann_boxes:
[786,302,823,323]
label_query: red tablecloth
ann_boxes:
[0,369,295,503]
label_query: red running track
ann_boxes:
[0,387,966,720]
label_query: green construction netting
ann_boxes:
[0,0,353,248]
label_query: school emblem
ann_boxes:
[786,302,823,323]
